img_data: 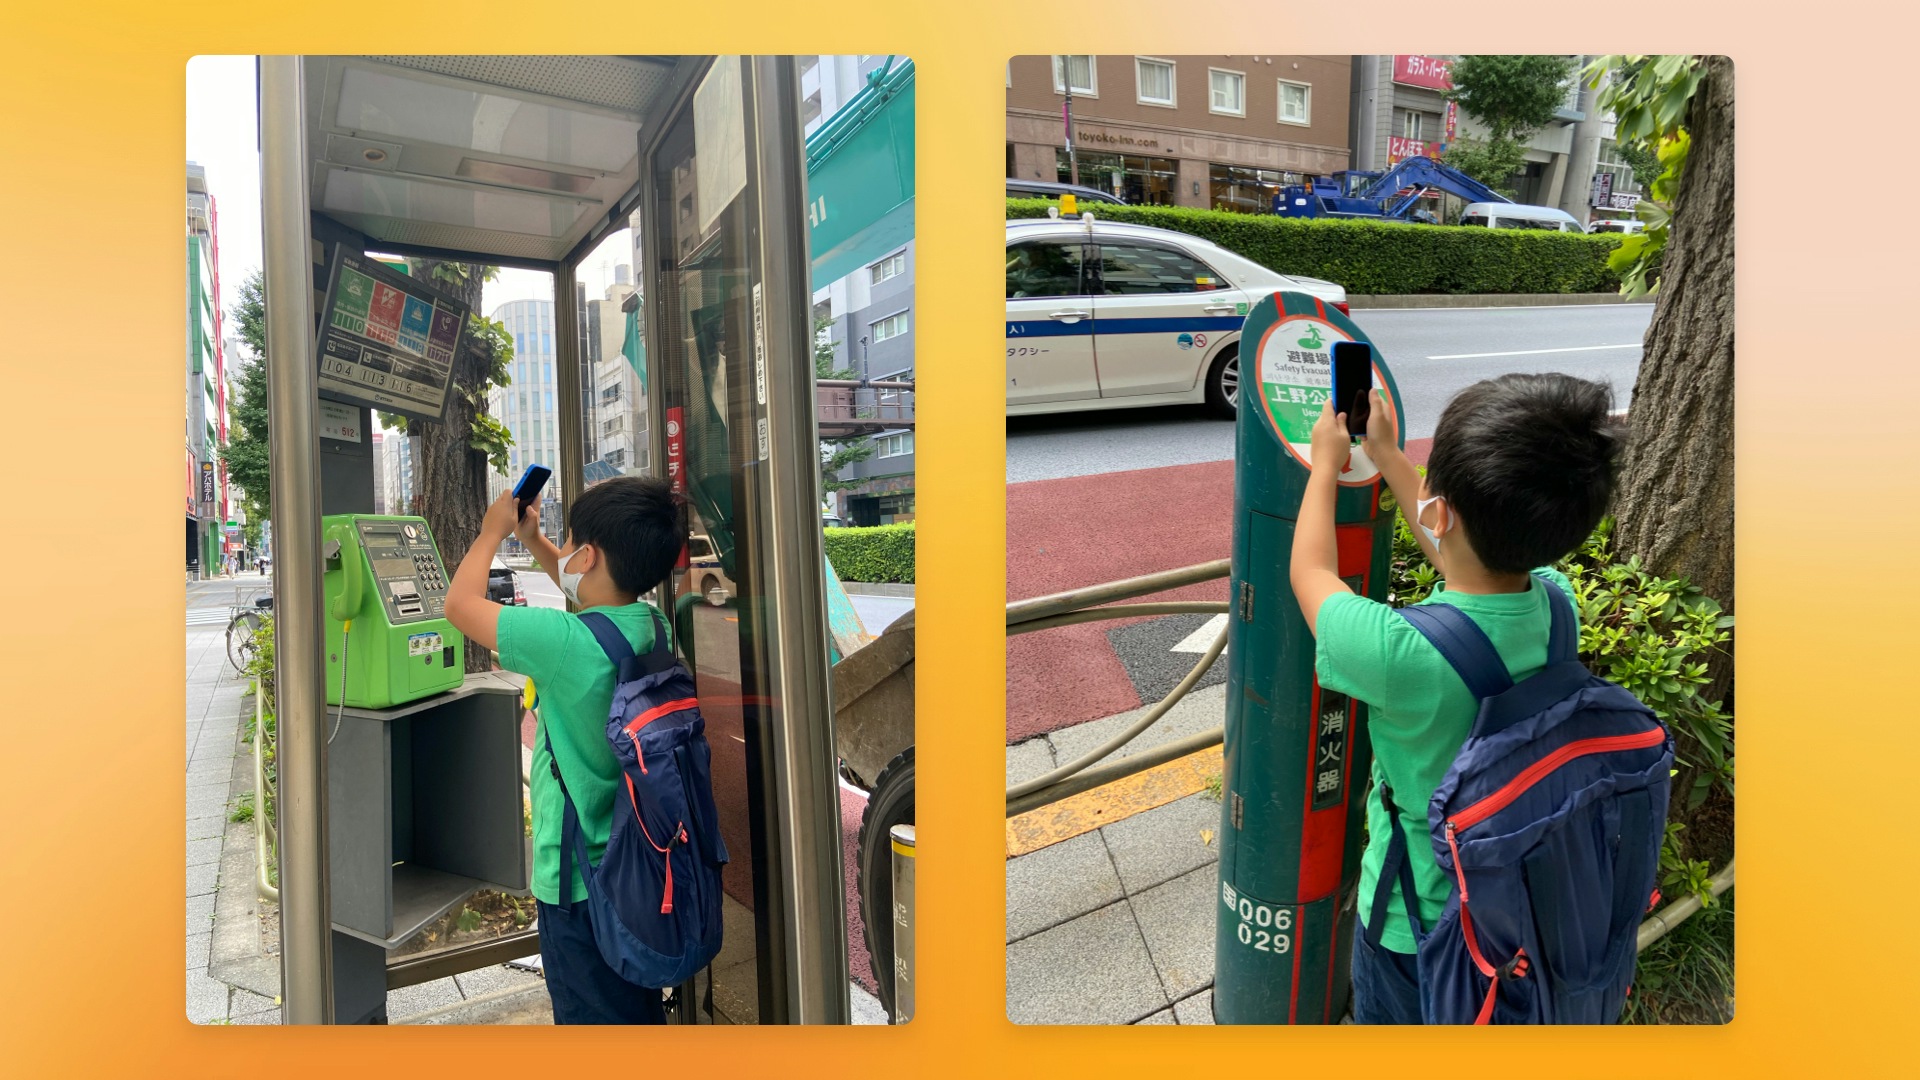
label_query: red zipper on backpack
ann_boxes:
[1446,728,1667,835]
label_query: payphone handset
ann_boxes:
[321,514,465,709]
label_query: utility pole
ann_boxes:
[1559,55,1605,225]
[1063,87,1079,186]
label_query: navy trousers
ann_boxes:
[1351,919,1424,1025]
[536,899,666,1025]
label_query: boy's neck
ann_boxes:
[577,584,641,609]
[1441,558,1532,596]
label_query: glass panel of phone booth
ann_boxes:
[575,225,649,483]
[644,57,780,1024]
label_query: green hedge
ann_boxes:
[824,523,915,584]
[1008,198,1624,295]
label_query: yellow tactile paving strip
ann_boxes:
[1006,745,1225,858]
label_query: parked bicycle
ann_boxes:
[226,588,275,674]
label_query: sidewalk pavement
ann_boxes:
[1005,683,1229,1025]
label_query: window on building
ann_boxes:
[1136,58,1175,106]
[603,415,623,435]
[870,311,909,342]
[1052,55,1097,96]
[600,384,621,404]
[1006,241,1085,299]
[802,90,822,128]
[877,432,914,458]
[1209,69,1245,116]
[869,250,907,286]
[1209,163,1294,214]
[1402,110,1425,140]
[1095,243,1223,296]
[1055,149,1176,206]
[1279,80,1311,125]
[799,56,819,77]
[606,448,627,468]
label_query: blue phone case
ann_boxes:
[513,463,550,500]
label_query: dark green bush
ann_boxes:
[1008,198,1623,295]
[824,523,915,584]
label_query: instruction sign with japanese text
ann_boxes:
[316,246,467,422]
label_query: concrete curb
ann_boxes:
[1349,293,1652,310]
[840,581,915,598]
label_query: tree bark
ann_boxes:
[411,259,495,674]
[1614,57,1736,622]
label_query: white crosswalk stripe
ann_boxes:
[186,609,230,626]
[1171,613,1230,654]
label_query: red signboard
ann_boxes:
[665,407,687,569]
[1392,55,1454,91]
[1387,136,1440,164]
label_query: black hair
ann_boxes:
[566,476,686,596]
[1423,373,1622,573]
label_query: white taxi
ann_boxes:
[1006,216,1348,417]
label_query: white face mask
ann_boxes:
[1415,495,1450,556]
[557,545,591,606]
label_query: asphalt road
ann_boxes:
[1005,302,1653,483]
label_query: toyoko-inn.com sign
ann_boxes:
[1392,55,1454,91]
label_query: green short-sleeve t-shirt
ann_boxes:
[496,601,661,906]
[1313,568,1573,954]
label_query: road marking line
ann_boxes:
[1171,614,1229,654]
[1359,303,1652,313]
[1426,343,1640,360]
[1006,744,1224,858]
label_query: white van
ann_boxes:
[1589,218,1646,235]
[1459,202,1587,233]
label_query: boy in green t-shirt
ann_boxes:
[1289,373,1621,1024]
[445,476,687,1025]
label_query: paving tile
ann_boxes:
[386,977,464,1019]
[187,862,220,898]
[1100,792,1223,895]
[1135,1008,1175,1024]
[186,932,212,971]
[453,965,544,999]
[1045,683,1228,769]
[231,1007,282,1025]
[187,893,218,935]
[229,989,278,1019]
[1173,989,1214,1025]
[1005,737,1058,788]
[186,786,231,819]
[187,837,223,867]
[187,970,230,1024]
[1129,866,1218,1002]
[1006,832,1123,942]
[1006,901,1167,1025]
[185,815,227,841]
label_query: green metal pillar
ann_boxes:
[1213,291,1403,1024]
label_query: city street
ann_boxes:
[1007,302,1651,483]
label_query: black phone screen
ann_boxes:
[1331,342,1373,438]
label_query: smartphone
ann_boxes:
[512,463,552,520]
[1331,341,1373,438]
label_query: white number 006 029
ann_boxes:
[1223,884,1293,955]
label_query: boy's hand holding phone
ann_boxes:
[1310,394,1353,474]
[1362,388,1403,463]
[481,488,522,542]
[513,501,543,547]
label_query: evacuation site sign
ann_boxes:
[315,245,468,422]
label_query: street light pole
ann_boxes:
[1063,88,1079,186]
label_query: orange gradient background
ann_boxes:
[3,3,1915,1076]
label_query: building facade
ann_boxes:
[583,270,649,477]
[487,298,563,543]
[1349,55,1642,226]
[186,162,230,577]
[381,425,416,519]
[811,55,915,525]
[1007,55,1353,212]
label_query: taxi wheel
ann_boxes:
[856,746,914,1020]
[1204,345,1240,419]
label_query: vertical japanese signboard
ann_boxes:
[666,406,689,569]
[315,245,468,422]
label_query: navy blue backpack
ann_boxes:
[541,609,728,990]
[1371,576,1673,1024]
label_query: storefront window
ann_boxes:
[1056,150,1177,205]
[1209,164,1294,214]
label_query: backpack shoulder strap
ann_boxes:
[1397,602,1514,701]
[578,610,635,665]
[1533,573,1579,664]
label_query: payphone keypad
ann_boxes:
[358,520,452,624]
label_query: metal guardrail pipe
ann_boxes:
[1008,601,1229,637]
[259,54,334,1024]
[1007,559,1231,628]
[386,928,543,990]
[1008,725,1225,818]
[253,681,278,903]
[1637,859,1735,953]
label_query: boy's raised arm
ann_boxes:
[1362,388,1441,569]
[444,489,518,652]
[1291,396,1357,633]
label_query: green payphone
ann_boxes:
[321,514,465,709]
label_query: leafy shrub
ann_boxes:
[824,523,915,584]
[1008,198,1623,295]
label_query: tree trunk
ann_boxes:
[411,259,495,674]
[1613,56,1736,623]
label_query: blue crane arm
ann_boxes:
[1359,156,1512,217]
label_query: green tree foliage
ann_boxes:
[217,269,273,528]
[1584,55,1707,298]
[377,262,515,475]
[814,313,873,494]
[1441,55,1576,191]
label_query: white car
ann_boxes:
[1006,216,1348,417]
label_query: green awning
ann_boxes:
[806,58,915,291]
